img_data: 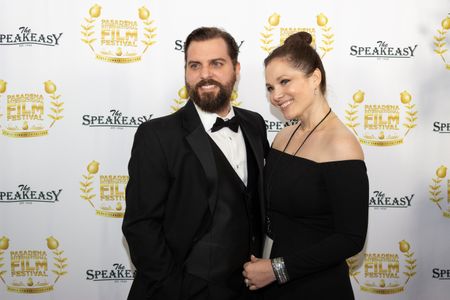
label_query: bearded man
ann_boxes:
[123,27,269,300]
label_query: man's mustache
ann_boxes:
[195,79,223,90]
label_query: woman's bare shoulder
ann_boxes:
[323,120,364,161]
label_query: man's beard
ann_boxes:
[186,76,236,113]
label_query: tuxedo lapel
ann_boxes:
[235,108,266,228]
[182,101,218,213]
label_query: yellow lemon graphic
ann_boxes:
[399,240,410,253]
[352,90,365,103]
[0,236,9,250]
[316,13,328,27]
[178,86,188,100]
[138,6,150,20]
[44,80,57,94]
[87,161,100,174]
[89,4,101,18]
[0,80,7,93]
[400,91,412,104]
[268,13,280,26]
[46,236,59,250]
[436,166,447,178]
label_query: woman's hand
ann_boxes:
[242,255,276,290]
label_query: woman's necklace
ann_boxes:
[283,107,332,156]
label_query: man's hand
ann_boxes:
[242,255,276,290]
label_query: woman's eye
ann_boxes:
[280,79,290,85]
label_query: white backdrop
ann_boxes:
[1,0,449,299]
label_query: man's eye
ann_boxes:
[189,63,200,70]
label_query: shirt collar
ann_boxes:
[193,101,235,132]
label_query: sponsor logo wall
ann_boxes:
[1,1,449,299]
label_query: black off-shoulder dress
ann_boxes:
[263,148,369,299]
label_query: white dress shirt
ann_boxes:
[194,103,248,186]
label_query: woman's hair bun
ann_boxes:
[284,31,312,46]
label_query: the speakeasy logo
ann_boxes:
[80,161,128,218]
[433,121,450,133]
[369,191,414,209]
[81,4,157,63]
[82,109,152,129]
[0,80,64,138]
[260,12,334,59]
[432,268,450,280]
[86,263,135,282]
[265,119,298,133]
[0,236,68,294]
[0,27,63,47]
[429,165,450,218]
[171,86,241,112]
[349,41,418,59]
[348,240,416,295]
[174,39,245,53]
[0,185,62,204]
[345,90,418,146]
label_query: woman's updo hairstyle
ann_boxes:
[264,31,327,95]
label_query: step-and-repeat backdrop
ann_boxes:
[1,0,449,299]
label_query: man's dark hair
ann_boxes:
[184,27,239,66]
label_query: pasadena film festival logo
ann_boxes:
[347,240,416,295]
[0,184,62,204]
[0,80,63,138]
[260,12,334,59]
[0,26,62,47]
[0,236,68,294]
[369,190,414,209]
[170,86,242,112]
[345,90,418,146]
[86,263,135,283]
[82,109,153,129]
[433,14,450,70]
[81,4,157,63]
[429,165,450,218]
[349,41,418,59]
[80,161,128,218]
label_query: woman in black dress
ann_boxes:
[242,32,369,299]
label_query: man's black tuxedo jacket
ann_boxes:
[122,100,269,300]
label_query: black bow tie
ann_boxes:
[211,116,239,133]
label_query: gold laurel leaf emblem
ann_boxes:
[80,161,98,208]
[434,15,450,70]
[429,165,450,218]
[260,12,334,59]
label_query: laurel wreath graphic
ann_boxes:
[402,248,416,285]
[47,91,63,128]
[51,248,68,284]
[141,18,157,53]
[80,169,97,209]
[0,250,6,284]
[81,14,98,52]
[434,16,450,70]
[344,98,361,136]
[81,5,157,58]
[317,16,334,59]
[260,13,280,54]
[401,96,417,137]
[260,13,334,59]
[345,91,417,142]
[347,257,361,285]
[429,174,445,211]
